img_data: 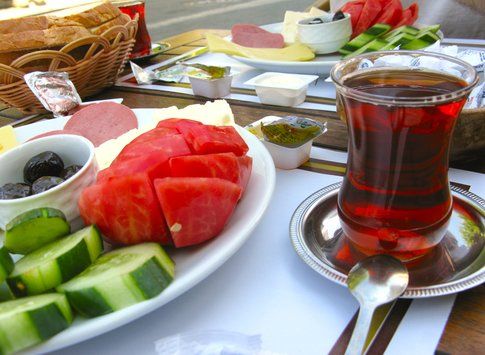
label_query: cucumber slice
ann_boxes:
[0,283,14,302]
[381,33,415,50]
[5,208,70,255]
[7,225,103,297]
[383,25,419,40]
[345,38,388,58]
[0,247,13,285]
[418,24,441,35]
[0,293,72,354]
[401,31,440,50]
[57,243,174,318]
[339,23,391,54]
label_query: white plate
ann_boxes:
[228,23,444,75]
[11,109,276,353]
[229,23,341,75]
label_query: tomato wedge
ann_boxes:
[394,3,419,27]
[373,0,403,27]
[169,152,240,186]
[353,0,383,37]
[341,2,364,31]
[114,134,191,163]
[154,177,242,248]
[237,155,252,193]
[79,173,171,245]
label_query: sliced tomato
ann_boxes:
[353,0,383,37]
[114,134,191,164]
[169,152,240,185]
[79,173,171,245]
[181,125,249,156]
[129,127,179,145]
[394,3,419,27]
[154,177,242,248]
[341,2,364,31]
[156,118,203,131]
[373,0,403,26]
[237,155,252,193]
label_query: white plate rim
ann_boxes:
[10,109,276,353]
[226,22,444,72]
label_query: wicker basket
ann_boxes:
[0,14,137,114]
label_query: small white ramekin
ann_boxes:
[0,134,98,229]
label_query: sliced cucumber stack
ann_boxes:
[0,283,14,302]
[7,225,103,297]
[5,208,70,255]
[0,247,13,285]
[57,243,174,318]
[0,293,72,354]
[339,23,441,57]
[339,23,391,55]
[401,31,441,50]
[345,38,388,58]
[383,25,419,40]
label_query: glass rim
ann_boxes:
[330,50,479,106]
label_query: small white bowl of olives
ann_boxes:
[0,134,97,230]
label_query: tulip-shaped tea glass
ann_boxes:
[331,51,478,261]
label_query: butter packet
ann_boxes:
[24,71,81,117]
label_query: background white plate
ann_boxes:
[11,109,276,353]
[228,23,341,75]
[228,22,444,75]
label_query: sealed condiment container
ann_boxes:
[244,72,318,107]
[246,115,326,169]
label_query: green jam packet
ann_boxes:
[187,64,230,79]
[260,116,326,148]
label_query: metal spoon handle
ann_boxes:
[345,305,376,355]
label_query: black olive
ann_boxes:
[31,176,65,195]
[309,18,324,25]
[0,183,31,200]
[333,11,345,21]
[24,151,64,184]
[60,165,83,180]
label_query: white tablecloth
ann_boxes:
[54,146,485,355]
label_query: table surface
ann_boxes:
[2,29,484,354]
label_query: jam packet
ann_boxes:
[248,116,327,148]
[24,71,81,117]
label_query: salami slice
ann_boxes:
[231,23,284,48]
[64,102,138,147]
[28,129,80,141]
[231,24,269,36]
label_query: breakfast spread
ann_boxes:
[206,0,437,62]
[0,0,483,353]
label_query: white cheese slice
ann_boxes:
[282,7,327,43]
[153,100,235,126]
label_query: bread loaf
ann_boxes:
[51,2,121,28]
[89,14,129,35]
[0,1,131,65]
[0,26,91,53]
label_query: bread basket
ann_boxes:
[0,13,137,114]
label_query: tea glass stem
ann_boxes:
[345,304,376,355]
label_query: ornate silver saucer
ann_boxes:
[290,182,485,298]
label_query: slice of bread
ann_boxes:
[0,26,91,53]
[52,2,121,28]
[89,14,129,35]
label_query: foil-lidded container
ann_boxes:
[246,115,327,169]
[24,72,82,117]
